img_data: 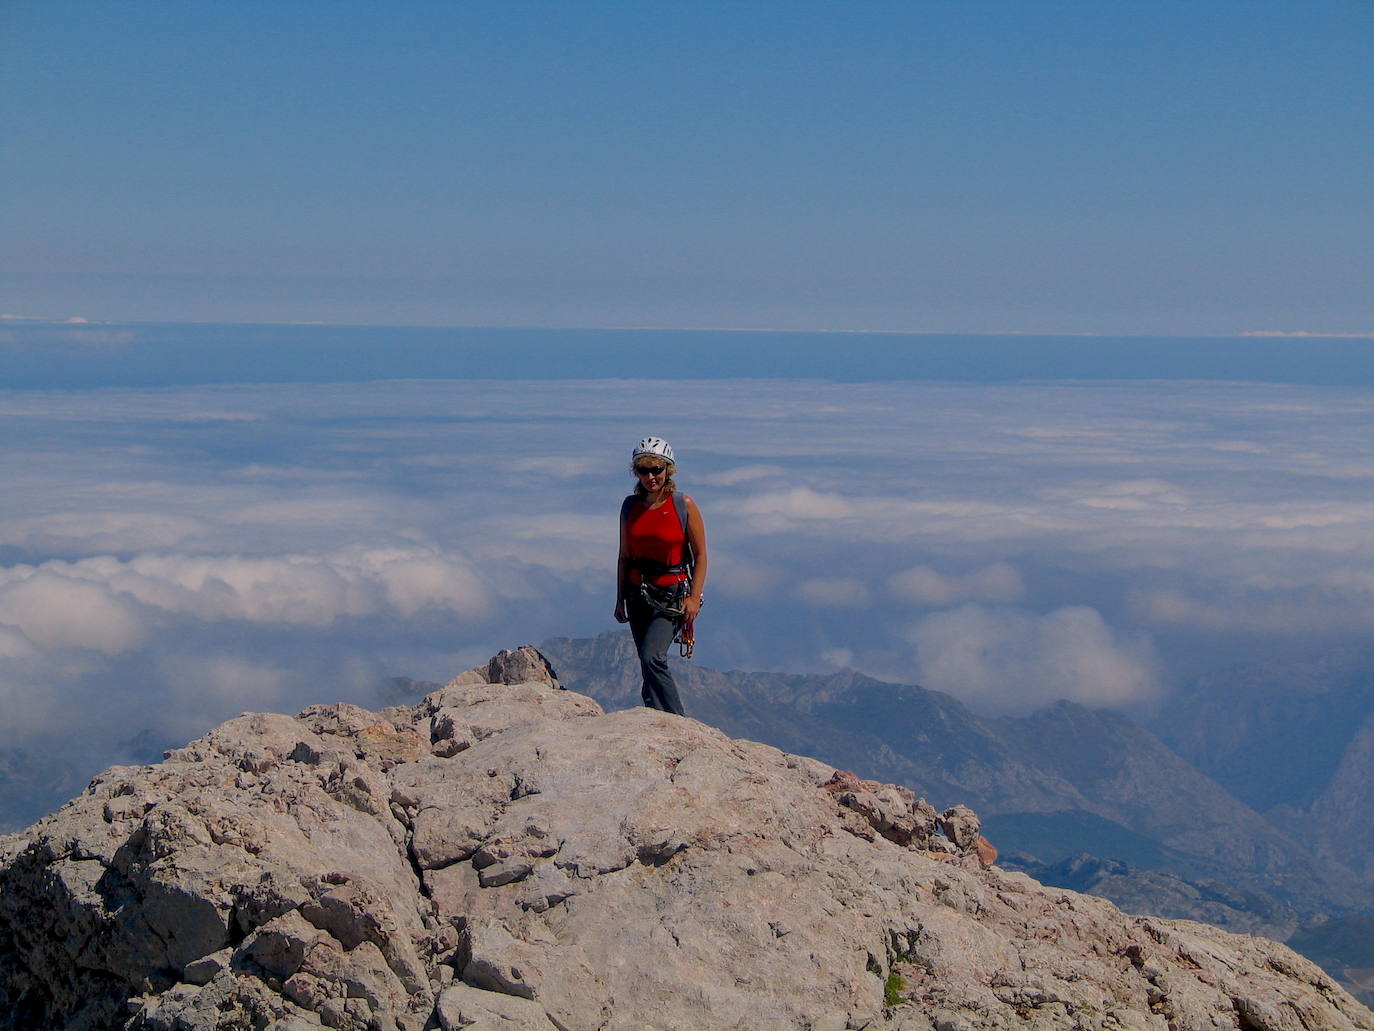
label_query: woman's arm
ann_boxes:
[614,507,630,623]
[683,495,708,620]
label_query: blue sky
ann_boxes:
[3,0,1372,333]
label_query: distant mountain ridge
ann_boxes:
[1153,652,1374,886]
[1153,653,1374,812]
[0,747,86,834]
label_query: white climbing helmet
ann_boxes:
[631,436,674,469]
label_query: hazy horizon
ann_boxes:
[5,320,1374,391]
[6,322,1374,828]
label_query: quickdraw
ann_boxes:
[675,617,695,659]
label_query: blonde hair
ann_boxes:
[633,461,677,496]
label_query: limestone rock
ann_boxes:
[938,804,981,850]
[448,645,561,689]
[435,982,557,1030]
[2,646,1371,1031]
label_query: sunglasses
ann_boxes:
[634,464,667,476]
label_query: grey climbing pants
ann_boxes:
[627,593,686,716]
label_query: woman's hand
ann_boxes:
[614,598,629,624]
[683,595,702,621]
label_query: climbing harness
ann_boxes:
[637,577,687,617]
[621,490,700,659]
[633,578,698,658]
[634,572,700,658]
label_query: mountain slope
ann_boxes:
[1310,708,1374,881]
[3,645,1370,1031]
[0,747,87,834]
[1151,654,1374,814]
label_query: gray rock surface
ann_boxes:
[3,645,1371,1031]
[540,634,1347,880]
[540,632,1370,943]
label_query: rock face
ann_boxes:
[2,646,1371,1031]
[540,632,1369,941]
[540,634,1321,876]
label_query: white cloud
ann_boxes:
[1070,479,1192,511]
[820,648,854,669]
[224,497,404,530]
[0,623,39,660]
[0,512,210,555]
[507,456,604,479]
[0,546,493,650]
[0,669,59,747]
[6,372,1374,823]
[798,577,871,608]
[908,604,1160,714]
[1243,331,1374,339]
[0,570,148,653]
[699,552,780,601]
[696,464,787,487]
[363,548,492,618]
[159,652,293,707]
[1129,568,1374,634]
[730,487,858,530]
[467,513,612,574]
[888,563,1025,606]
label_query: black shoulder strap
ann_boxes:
[677,494,694,574]
[620,494,636,524]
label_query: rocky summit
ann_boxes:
[2,648,1371,1031]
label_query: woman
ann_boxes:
[614,436,708,716]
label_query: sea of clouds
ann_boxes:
[4,375,1374,823]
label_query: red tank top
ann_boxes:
[625,494,688,587]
